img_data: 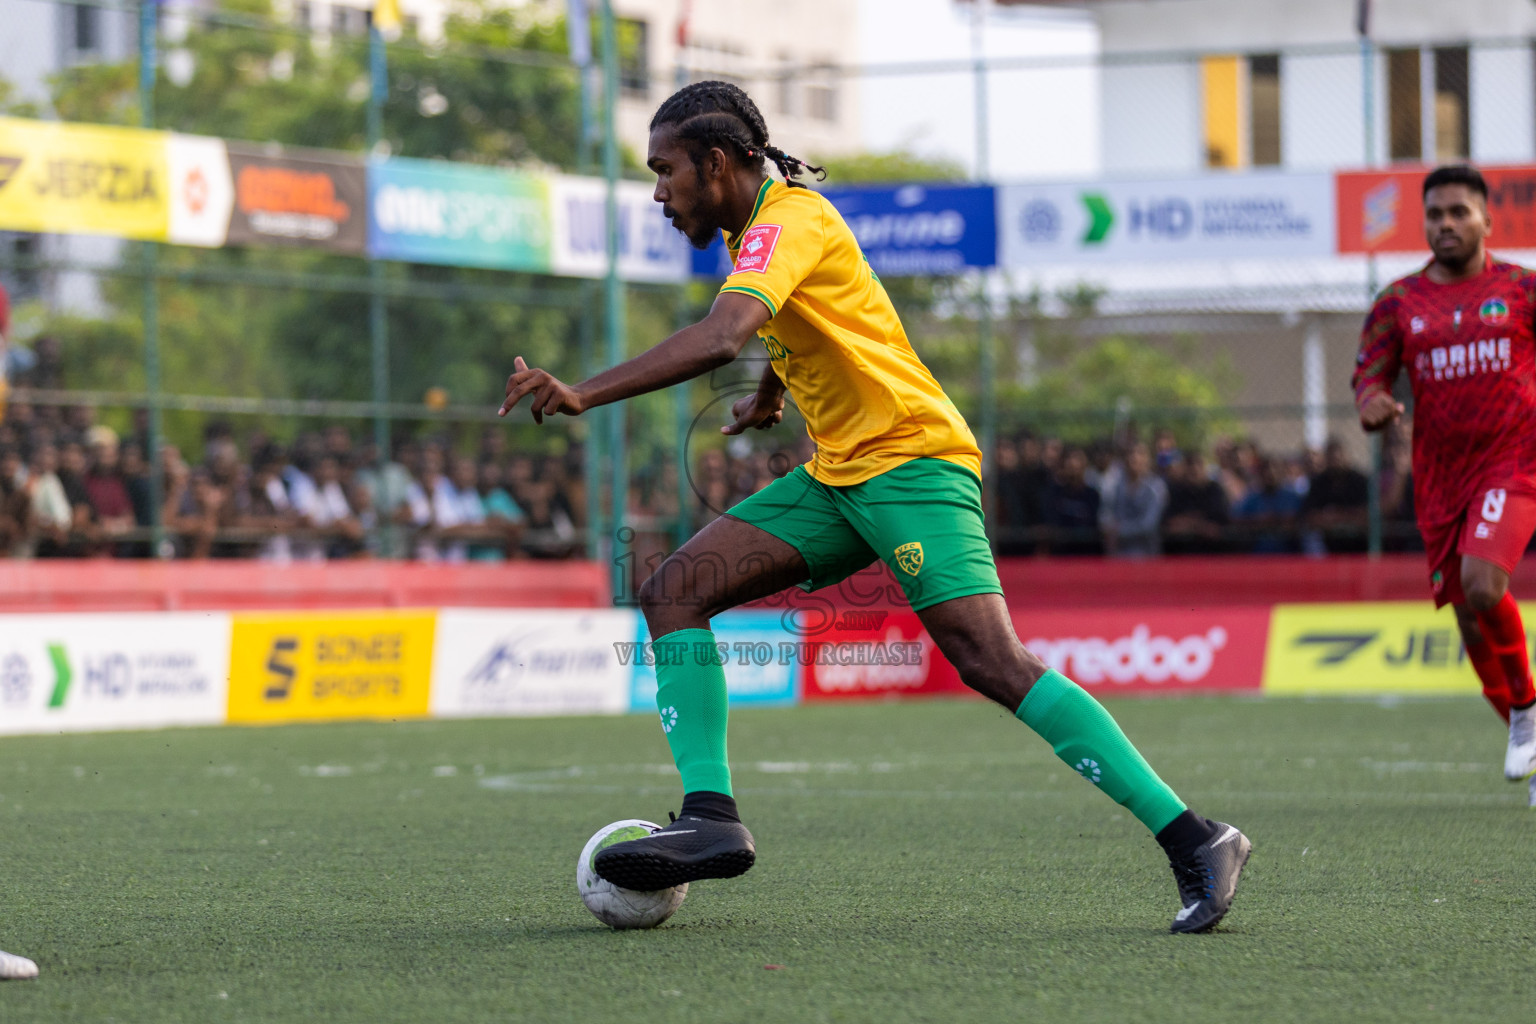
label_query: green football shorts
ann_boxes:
[725,457,1003,611]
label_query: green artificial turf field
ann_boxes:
[0,696,1531,1024]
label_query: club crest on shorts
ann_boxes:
[894,542,923,576]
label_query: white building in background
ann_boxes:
[1038,0,1536,176]
[861,0,1099,180]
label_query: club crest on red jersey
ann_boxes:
[1480,297,1510,326]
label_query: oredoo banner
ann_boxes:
[227,144,367,254]
[0,613,230,735]
[367,157,552,271]
[998,172,1335,266]
[0,117,169,241]
[1014,608,1269,693]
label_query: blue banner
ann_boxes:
[629,611,800,711]
[691,183,997,279]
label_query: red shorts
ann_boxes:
[1425,486,1536,607]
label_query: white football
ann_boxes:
[576,819,688,929]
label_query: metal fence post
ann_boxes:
[139,0,166,558]
[972,0,996,539]
[367,22,392,556]
[600,0,627,602]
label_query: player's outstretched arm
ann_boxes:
[499,292,771,423]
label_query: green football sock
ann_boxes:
[1015,669,1186,834]
[652,628,732,797]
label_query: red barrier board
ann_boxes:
[802,611,967,701]
[1011,607,1269,693]
[1337,164,1536,254]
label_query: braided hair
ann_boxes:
[649,80,826,188]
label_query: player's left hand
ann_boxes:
[722,390,785,434]
[499,357,586,423]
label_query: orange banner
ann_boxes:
[1337,164,1536,254]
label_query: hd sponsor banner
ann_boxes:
[432,609,636,717]
[0,116,170,241]
[1262,601,1509,695]
[0,613,230,735]
[1337,164,1536,254]
[627,611,800,711]
[691,183,998,278]
[802,611,964,701]
[998,172,1335,266]
[227,610,435,723]
[549,175,690,282]
[367,157,552,271]
[1015,608,1268,693]
[226,143,367,254]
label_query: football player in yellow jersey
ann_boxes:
[500,82,1250,934]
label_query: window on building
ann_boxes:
[617,18,649,98]
[806,64,837,123]
[332,4,366,36]
[294,1,312,29]
[73,3,101,52]
[1387,48,1422,161]
[1433,45,1469,161]
[776,53,796,117]
[1250,54,1281,166]
[1201,55,1242,168]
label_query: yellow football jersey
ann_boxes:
[718,179,982,487]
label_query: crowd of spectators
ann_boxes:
[992,426,1406,558]
[0,398,1406,562]
[0,404,584,561]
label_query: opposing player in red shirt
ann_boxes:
[1354,165,1536,796]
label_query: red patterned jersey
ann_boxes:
[1353,258,1536,532]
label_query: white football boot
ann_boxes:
[0,949,37,980]
[1505,705,1536,781]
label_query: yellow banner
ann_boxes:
[228,611,435,723]
[0,117,169,240]
[1263,601,1536,695]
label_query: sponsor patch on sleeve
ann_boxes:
[732,224,782,274]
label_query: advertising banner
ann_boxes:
[1337,165,1536,254]
[548,175,690,282]
[1262,601,1503,695]
[628,611,800,712]
[1015,608,1268,693]
[691,183,998,278]
[824,183,997,276]
[431,609,636,717]
[226,143,367,254]
[367,157,552,270]
[227,610,436,723]
[166,134,235,248]
[997,172,1335,266]
[0,612,230,735]
[0,116,169,241]
[802,611,964,701]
